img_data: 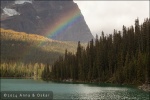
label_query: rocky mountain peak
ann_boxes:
[1,0,94,42]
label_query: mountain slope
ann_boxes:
[1,0,94,42]
[1,28,77,64]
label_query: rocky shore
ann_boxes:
[138,84,150,92]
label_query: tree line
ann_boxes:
[0,62,45,79]
[0,28,76,78]
[42,18,150,85]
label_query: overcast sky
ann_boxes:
[74,1,149,37]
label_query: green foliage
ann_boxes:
[0,62,45,78]
[0,28,78,78]
[48,18,150,85]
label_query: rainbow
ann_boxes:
[44,7,82,39]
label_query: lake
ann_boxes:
[1,79,149,100]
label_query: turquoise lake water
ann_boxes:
[1,79,149,99]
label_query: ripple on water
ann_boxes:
[1,79,149,100]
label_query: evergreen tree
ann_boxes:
[48,18,150,85]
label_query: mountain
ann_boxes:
[1,0,94,42]
[1,28,78,64]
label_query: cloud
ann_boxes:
[74,1,149,37]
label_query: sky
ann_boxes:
[74,1,149,37]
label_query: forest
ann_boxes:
[42,18,150,85]
[1,62,45,78]
[0,28,77,78]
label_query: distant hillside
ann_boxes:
[1,28,78,64]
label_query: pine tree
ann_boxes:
[49,18,150,85]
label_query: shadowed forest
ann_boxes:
[0,18,149,85]
[42,18,150,85]
[0,28,77,78]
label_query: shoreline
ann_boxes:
[138,84,150,92]
[1,77,150,92]
[45,79,150,92]
[48,79,150,92]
